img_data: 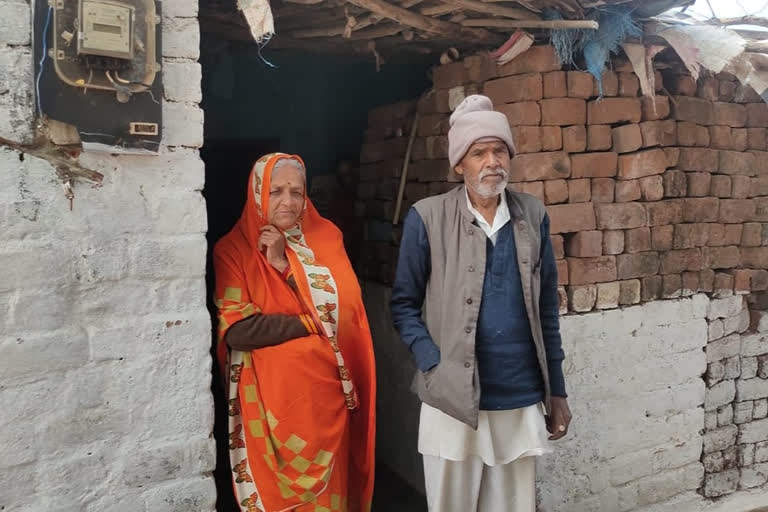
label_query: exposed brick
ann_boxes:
[742,248,768,270]
[652,225,674,251]
[754,176,768,197]
[465,55,498,83]
[540,98,586,126]
[591,178,615,203]
[698,77,720,102]
[541,126,562,151]
[511,126,542,154]
[701,268,716,292]
[642,96,671,121]
[543,71,567,98]
[682,197,720,223]
[551,235,565,260]
[595,202,646,230]
[748,128,767,150]
[615,180,641,202]
[497,102,541,126]
[516,181,546,202]
[719,150,756,176]
[703,246,741,269]
[619,72,640,97]
[732,128,748,151]
[670,75,697,96]
[594,70,619,97]
[711,175,732,198]
[361,138,409,164]
[612,124,642,153]
[663,170,688,198]
[735,83,762,103]
[566,231,603,257]
[484,73,543,104]
[731,175,752,199]
[619,279,641,304]
[661,248,703,274]
[618,148,668,180]
[587,125,612,151]
[433,62,469,88]
[418,114,451,136]
[558,287,568,314]
[662,274,683,298]
[724,225,744,246]
[664,147,681,168]
[756,197,768,221]
[646,200,684,226]
[744,223,764,246]
[684,172,711,197]
[596,281,620,309]
[568,256,617,285]
[498,45,561,76]
[677,122,710,147]
[709,126,733,149]
[642,275,663,301]
[567,71,595,99]
[720,80,737,102]
[672,96,714,125]
[568,178,591,203]
[640,175,665,202]
[732,269,768,292]
[618,252,660,279]
[640,120,677,147]
[682,271,700,295]
[720,199,756,224]
[556,259,569,285]
[571,152,618,179]
[625,227,651,253]
[747,102,768,127]
[563,125,587,153]
[548,203,597,234]
[587,98,642,125]
[567,284,597,312]
[674,224,709,249]
[509,151,570,182]
[544,179,568,205]
[713,102,747,127]
[603,230,625,255]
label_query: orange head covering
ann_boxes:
[213,153,376,512]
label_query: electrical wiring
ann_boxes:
[35,6,53,116]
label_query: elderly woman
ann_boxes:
[213,153,376,512]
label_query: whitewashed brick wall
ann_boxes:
[0,1,216,510]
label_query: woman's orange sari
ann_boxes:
[213,153,376,512]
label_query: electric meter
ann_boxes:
[78,0,134,60]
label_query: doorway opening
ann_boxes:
[199,26,433,511]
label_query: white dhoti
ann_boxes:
[418,402,551,512]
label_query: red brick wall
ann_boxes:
[355,45,768,313]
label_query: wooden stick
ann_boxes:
[420,4,460,15]
[349,24,405,39]
[440,0,540,20]
[393,112,419,226]
[462,18,598,29]
[283,0,325,4]
[345,0,503,44]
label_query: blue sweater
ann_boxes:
[391,207,567,409]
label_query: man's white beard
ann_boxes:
[467,166,509,199]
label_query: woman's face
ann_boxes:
[267,163,305,230]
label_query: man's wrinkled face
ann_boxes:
[454,139,511,199]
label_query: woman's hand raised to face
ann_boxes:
[259,225,289,273]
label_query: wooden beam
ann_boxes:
[345,0,504,44]
[420,4,460,15]
[282,0,324,4]
[349,24,405,39]
[462,18,598,29]
[441,0,539,19]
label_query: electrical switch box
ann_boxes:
[78,0,134,60]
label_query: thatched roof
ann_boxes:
[199,0,695,57]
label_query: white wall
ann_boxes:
[0,1,216,510]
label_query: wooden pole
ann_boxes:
[462,18,598,29]
[393,111,419,226]
[345,0,504,45]
[440,0,540,20]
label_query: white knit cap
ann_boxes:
[448,95,516,168]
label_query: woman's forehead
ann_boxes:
[271,165,305,185]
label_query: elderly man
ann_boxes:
[390,95,571,511]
